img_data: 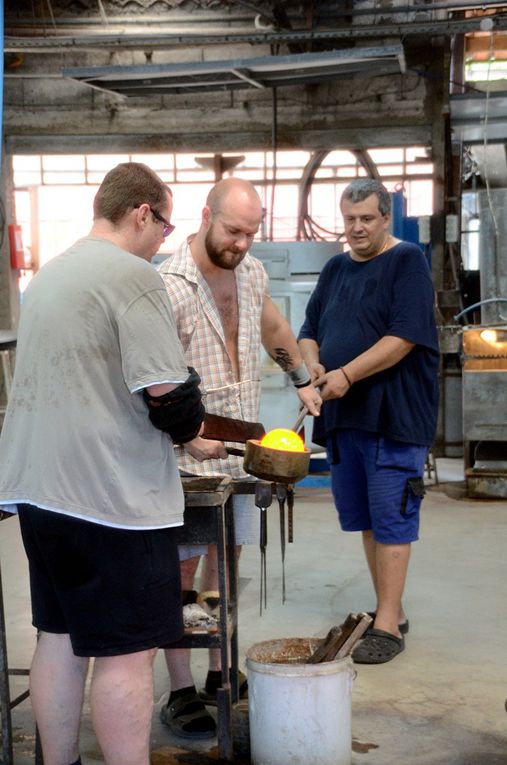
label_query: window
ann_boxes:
[13,147,434,276]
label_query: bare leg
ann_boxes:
[361,531,409,635]
[201,544,241,671]
[362,530,378,594]
[91,649,156,765]
[374,542,410,635]
[29,631,89,765]
[161,555,216,739]
[164,556,200,690]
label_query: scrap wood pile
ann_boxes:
[307,612,373,663]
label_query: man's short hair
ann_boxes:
[341,178,391,216]
[93,162,170,224]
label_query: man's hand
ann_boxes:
[298,339,325,386]
[183,436,228,462]
[295,383,322,416]
[306,359,326,384]
[314,369,350,401]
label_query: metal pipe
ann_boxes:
[5,15,507,52]
[453,297,507,320]
[5,0,507,28]
[4,13,254,27]
[269,86,277,242]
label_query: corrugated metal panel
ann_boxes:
[62,45,405,97]
[450,92,507,143]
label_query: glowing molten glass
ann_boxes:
[260,428,305,452]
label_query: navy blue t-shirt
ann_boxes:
[298,242,439,447]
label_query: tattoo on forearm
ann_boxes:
[270,348,293,371]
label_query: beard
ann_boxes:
[205,228,246,271]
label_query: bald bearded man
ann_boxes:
[157,178,321,739]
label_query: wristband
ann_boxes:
[339,366,352,388]
[288,363,311,389]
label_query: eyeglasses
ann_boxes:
[150,207,175,238]
[134,203,175,238]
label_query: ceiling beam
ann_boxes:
[5,13,507,52]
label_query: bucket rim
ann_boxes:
[246,637,354,676]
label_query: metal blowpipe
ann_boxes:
[291,406,309,435]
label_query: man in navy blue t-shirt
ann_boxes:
[299,178,439,664]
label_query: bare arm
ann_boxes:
[261,296,321,416]
[261,295,306,372]
[298,338,326,383]
[315,335,415,401]
[146,382,180,396]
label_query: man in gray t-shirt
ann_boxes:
[0,163,226,765]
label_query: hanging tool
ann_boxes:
[287,483,295,543]
[254,481,272,616]
[275,483,288,603]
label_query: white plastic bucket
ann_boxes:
[246,637,355,765]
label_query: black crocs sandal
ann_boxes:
[366,611,409,635]
[160,692,216,740]
[352,628,405,664]
[199,669,248,706]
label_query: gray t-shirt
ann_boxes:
[0,237,189,528]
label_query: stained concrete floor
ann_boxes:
[1,458,506,765]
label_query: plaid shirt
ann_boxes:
[158,239,269,477]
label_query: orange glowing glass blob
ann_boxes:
[260,428,305,452]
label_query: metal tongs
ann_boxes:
[254,481,272,616]
[285,406,308,548]
[253,407,309,615]
[275,483,287,603]
[274,406,307,604]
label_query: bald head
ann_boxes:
[206,177,262,218]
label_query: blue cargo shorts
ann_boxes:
[326,429,428,544]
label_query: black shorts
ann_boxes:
[17,505,184,657]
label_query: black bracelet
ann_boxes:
[339,367,352,388]
[294,377,312,389]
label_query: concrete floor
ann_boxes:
[1,458,506,764]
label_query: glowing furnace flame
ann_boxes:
[260,428,305,452]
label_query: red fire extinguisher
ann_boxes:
[8,224,25,269]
